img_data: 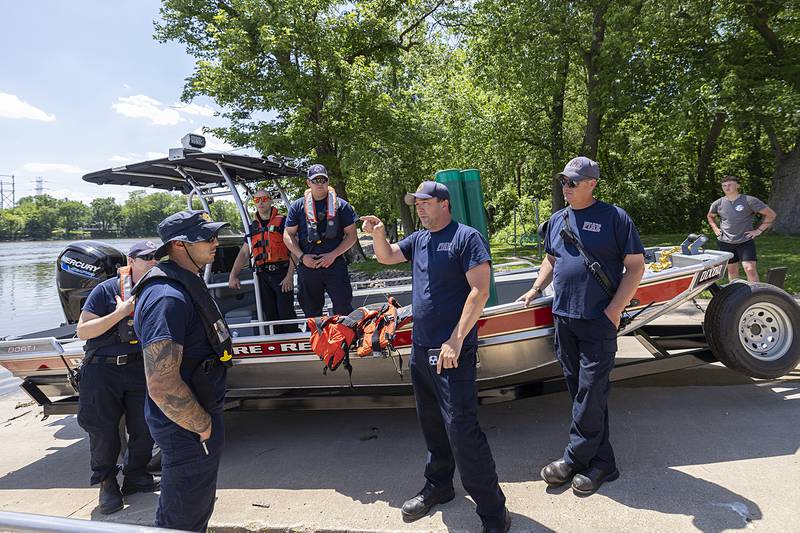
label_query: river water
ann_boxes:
[0,238,153,338]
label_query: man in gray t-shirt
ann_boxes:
[706,175,776,282]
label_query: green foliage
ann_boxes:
[0,192,245,241]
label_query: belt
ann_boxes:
[257,261,289,272]
[87,352,142,365]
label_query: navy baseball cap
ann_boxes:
[307,164,328,180]
[127,239,158,258]
[154,210,229,258]
[559,156,600,182]
[404,181,450,205]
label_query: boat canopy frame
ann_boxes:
[83,150,308,335]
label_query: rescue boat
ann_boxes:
[1,146,798,413]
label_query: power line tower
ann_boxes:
[0,174,14,209]
[35,176,46,196]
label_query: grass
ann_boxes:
[354,233,799,295]
[350,257,411,274]
[640,233,800,295]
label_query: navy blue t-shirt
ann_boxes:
[398,220,491,347]
[133,278,227,437]
[545,200,644,320]
[285,196,358,254]
[82,276,139,357]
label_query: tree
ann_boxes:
[91,197,122,233]
[15,195,60,240]
[156,0,448,259]
[58,200,91,234]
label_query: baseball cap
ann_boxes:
[404,181,450,205]
[307,164,328,180]
[559,156,600,182]
[154,210,229,258]
[127,239,158,258]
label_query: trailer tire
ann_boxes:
[703,283,743,369]
[704,282,800,379]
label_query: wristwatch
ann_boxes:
[299,253,306,263]
[532,286,543,296]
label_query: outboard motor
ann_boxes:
[56,241,126,324]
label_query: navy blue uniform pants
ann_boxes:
[410,344,506,529]
[297,257,352,317]
[553,314,618,472]
[152,412,224,532]
[255,267,298,333]
[77,356,155,485]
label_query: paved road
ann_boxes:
[0,302,798,532]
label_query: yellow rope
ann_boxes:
[648,246,681,272]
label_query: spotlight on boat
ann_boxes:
[181,132,206,149]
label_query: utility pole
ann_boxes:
[0,174,15,209]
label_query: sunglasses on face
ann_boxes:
[136,253,156,261]
[309,177,329,184]
[253,196,271,204]
[204,235,219,243]
[558,177,579,188]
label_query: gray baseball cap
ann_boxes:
[127,239,158,258]
[559,156,600,181]
[307,164,328,180]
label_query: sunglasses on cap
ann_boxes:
[253,196,272,204]
[309,176,329,184]
[136,253,156,261]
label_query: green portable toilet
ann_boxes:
[435,169,468,224]
[460,169,498,306]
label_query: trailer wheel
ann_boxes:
[705,282,800,379]
[703,283,743,369]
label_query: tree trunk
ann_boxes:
[580,2,608,160]
[768,139,800,234]
[397,190,415,238]
[691,111,726,223]
[550,48,569,213]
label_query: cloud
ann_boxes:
[192,127,234,152]
[109,154,135,164]
[22,162,86,174]
[176,102,216,117]
[112,95,218,125]
[112,94,183,126]
[109,152,166,165]
[0,92,56,121]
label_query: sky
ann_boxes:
[0,1,246,205]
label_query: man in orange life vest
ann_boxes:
[284,164,359,317]
[228,189,298,333]
[76,240,160,515]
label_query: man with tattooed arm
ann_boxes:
[133,210,233,532]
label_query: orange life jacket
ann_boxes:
[118,266,134,318]
[251,207,289,266]
[355,297,409,357]
[307,297,412,383]
[303,186,339,244]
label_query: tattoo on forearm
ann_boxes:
[143,340,211,434]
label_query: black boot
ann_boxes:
[401,485,455,522]
[121,475,161,496]
[99,475,123,514]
